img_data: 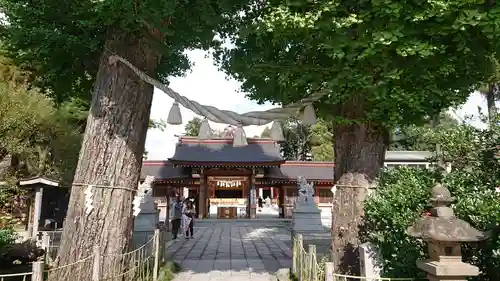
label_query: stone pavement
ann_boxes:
[167,220,292,281]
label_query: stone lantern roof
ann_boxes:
[407,183,489,242]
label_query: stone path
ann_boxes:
[167,220,292,281]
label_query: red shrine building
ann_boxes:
[141,136,335,219]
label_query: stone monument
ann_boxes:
[292,176,330,252]
[133,177,159,250]
[407,183,489,281]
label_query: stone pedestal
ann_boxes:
[292,204,330,240]
[417,260,478,281]
[133,194,159,251]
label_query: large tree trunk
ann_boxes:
[51,31,161,281]
[331,121,388,275]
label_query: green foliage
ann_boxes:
[362,120,500,280]
[183,117,224,137]
[0,82,81,182]
[389,112,460,151]
[361,168,438,278]
[149,119,167,132]
[217,1,500,127]
[278,118,311,161]
[159,260,181,281]
[0,228,16,263]
[184,117,203,137]
[310,118,334,161]
[0,0,252,103]
[260,126,271,138]
[260,118,333,161]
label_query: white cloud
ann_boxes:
[145,49,273,160]
[452,91,495,129]
[145,49,491,160]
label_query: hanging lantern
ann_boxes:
[167,102,182,125]
[270,121,285,142]
[233,124,248,147]
[198,118,212,139]
[302,104,317,125]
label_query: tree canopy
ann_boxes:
[0,0,250,103]
[217,1,499,127]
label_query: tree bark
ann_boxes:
[331,120,388,275]
[51,30,161,281]
[487,83,498,124]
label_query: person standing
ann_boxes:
[171,196,183,239]
[182,200,196,239]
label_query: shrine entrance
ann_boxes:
[208,176,248,219]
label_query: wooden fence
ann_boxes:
[292,234,417,281]
[0,229,166,281]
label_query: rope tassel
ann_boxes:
[233,125,248,147]
[270,121,285,142]
[167,102,182,125]
[198,118,212,139]
[302,104,317,125]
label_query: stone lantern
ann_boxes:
[407,183,489,281]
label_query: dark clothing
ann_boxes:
[258,197,263,208]
[185,218,194,237]
[171,218,181,239]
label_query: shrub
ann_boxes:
[361,120,500,280]
[0,228,17,264]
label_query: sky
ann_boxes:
[144,49,490,160]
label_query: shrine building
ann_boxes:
[141,136,335,219]
[140,136,432,220]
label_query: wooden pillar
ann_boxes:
[198,168,205,219]
[278,185,285,218]
[26,196,34,238]
[32,185,44,238]
[249,168,256,219]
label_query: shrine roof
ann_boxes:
[141,161,188,180]
[168,137,284,166]
[385,151,433,162]
[266,161,335,181]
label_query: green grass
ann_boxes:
[158,260,181,281]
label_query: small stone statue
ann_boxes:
[297,176,315,204]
